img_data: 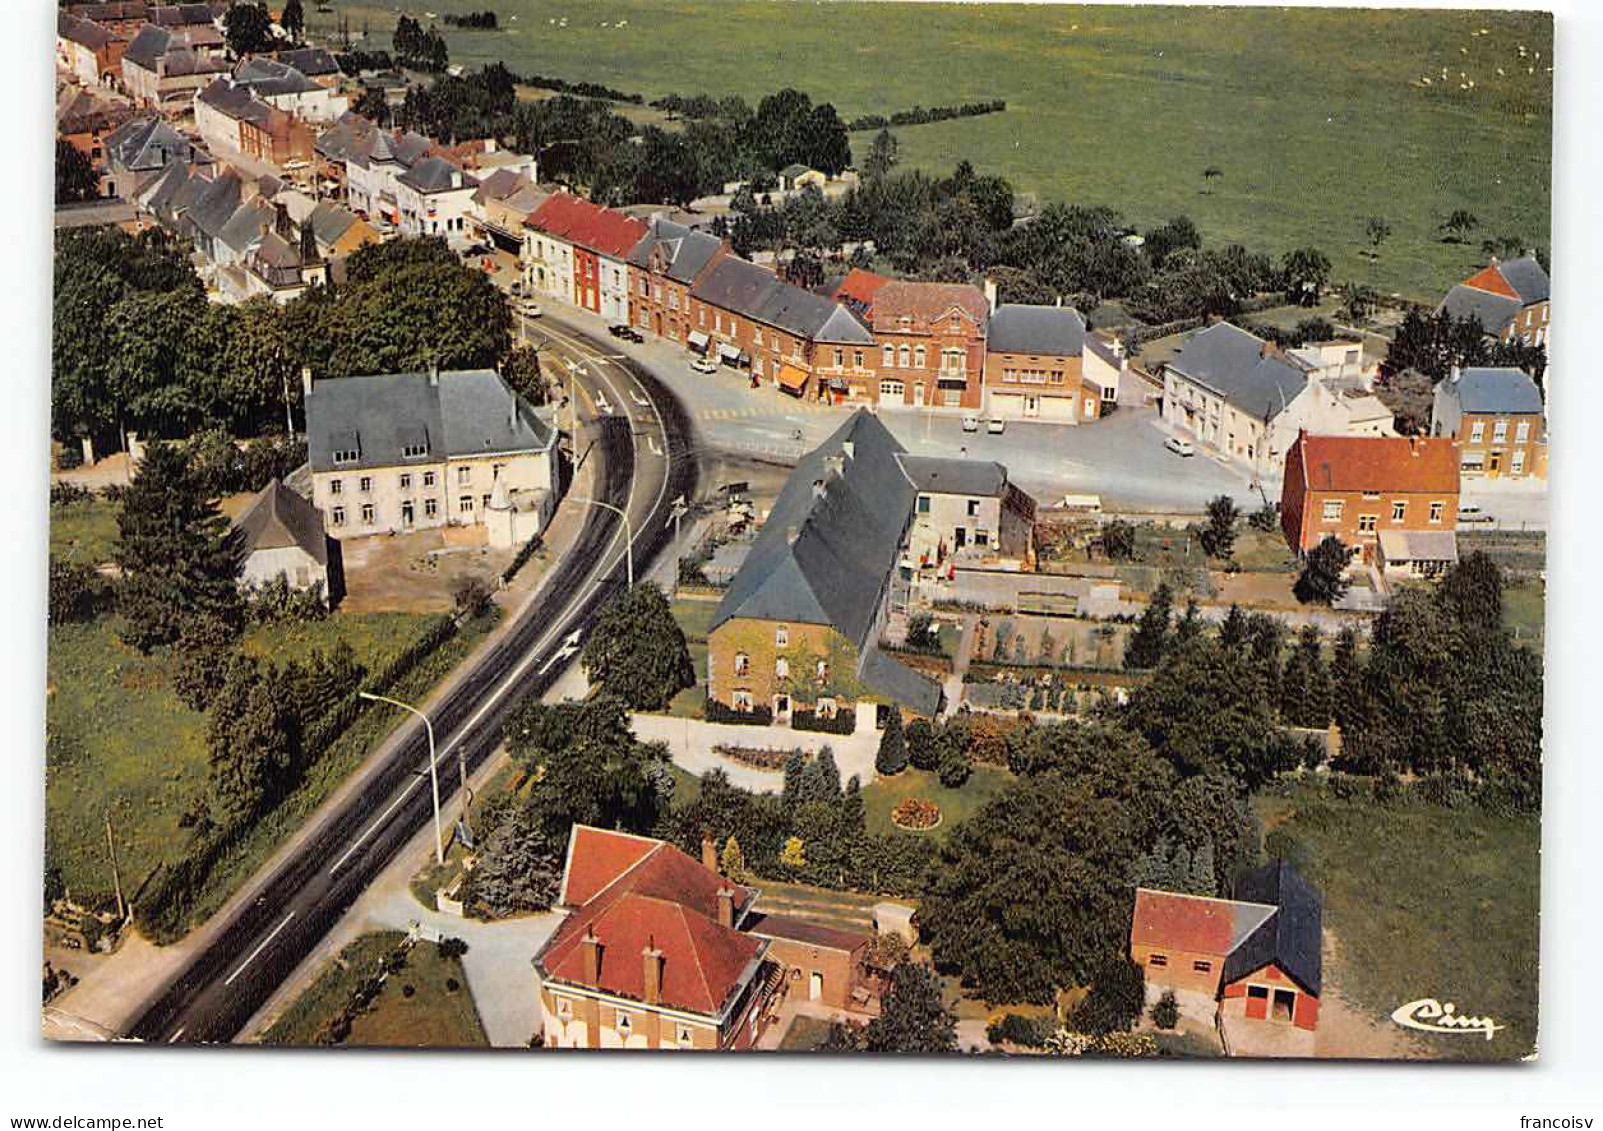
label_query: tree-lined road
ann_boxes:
[123,322,697,1044]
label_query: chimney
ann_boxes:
[1112,335,1126,360]
[580,926,602,984]
[716,887,735,930]
[701,834,718,873]
[982,277,998,313]
[642,940,664,1005]
[301,366,313,398]
[1449,364,1462,385]
[428,362,439,386]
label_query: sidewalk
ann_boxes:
[630,714,879,792]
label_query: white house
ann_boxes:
[232,57,350,124]
[344,129,433,228]
[394,155,478,248]
[233,478,341,604]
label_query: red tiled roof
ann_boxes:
[1460,263,1520,300]
[559,826,662,906]
[526,192,646,259]
[832,268,891,315]
[1292,432,1461,495]
[1131,889,1272,957]
[746,912,869,954]
[871,279,989,330]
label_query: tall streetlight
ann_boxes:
[564,359,587,437]
[359,691,444,866]
[571,496,634,587]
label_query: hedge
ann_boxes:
[704,698,774,726]
[791,707,856,735]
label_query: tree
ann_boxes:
[580,583,694,710]
[1199,495,1240,559]
[170,614,241,711]
[463,805,562,917]
[1440,210,1480,244]
[1218,603,1250,649]
[206,653,295,827]
[779,836,807,871]
[1294,535,1356,605]
[1281,247,1331,306]
[859,963,957,1053]
[864,128,899,178]
[1100,519,1137,561]
[1279,625,1330,729]
[876,710,908,776]
[115,442,243,651]
[1068,956,1146,1035]
[1151,990,1180,1030]
[937,738,973,788]
[56,139,98,204]
[499,346,547,406]
[1438,550,1504,631]
[281,0,305,42]
[1364,216,1392,257]
[719,835,748,883]
[1125,639,1279,786]
[1173,599,1203,646]
[906,718,939,772]
[1124,582,1174,670]
[223,1,274,56]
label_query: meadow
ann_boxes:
[311,1,1551,301]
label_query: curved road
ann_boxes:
[123,320,698,1044]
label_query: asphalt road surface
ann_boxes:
[123,322,697,1044]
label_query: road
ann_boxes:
[122,321,697,1044]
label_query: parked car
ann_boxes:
[961,413,980,433]
[1164,436,1196,457]
[986,417,1006,434]
[520,300,543,318]
[1456,505,1495,524]
[690,357,719,374]
[607,324,642,342]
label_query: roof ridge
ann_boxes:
[675,902,716,1012]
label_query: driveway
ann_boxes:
[631,713,880,791]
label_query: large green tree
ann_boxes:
[1125,638,1280,786]
[1294,536,1356,605]
[205,653,296,827]
[56,138,98,204]
[223,1,274,55]
[580,583,695,711]
[1124,582,1174,670]
[861,963,958,1053]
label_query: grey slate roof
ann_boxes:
[711,410,942,714]
[398,155,468,194]
[59,13,116,50]
[1225,860,1322,997]
[692,257,872,343]
[121,24,169,70]
[187,170,243,239]
[1452,366,1544,415]
[1439,284,1521,335]
[988,303,1087,357]
[308,200,358,246]
[899,455,1009,498]
[276,47,340,77]
[1497,256,1550,304]
[233,57,320,97]
[1166,322,1309,421]
[235,478,328,565]
[216,197,274,254]
[306,370,554,474]
[626,217,724,285]
[104,116,194,172]
[197,78,274,128]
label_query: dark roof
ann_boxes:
[276,46,340,77]
[899,455,1009,497]
[55,198,140,230]
[149,3,215,27]
[314,115,375,162]
[988,303,1087,357]
[1495,256,1550,304]
[745,912,870,954]
[197,78,275,128]
[187,170,243,239]
[397,154,468,195]
[626,217,724,285]
[307,200,358,246]
[233,57,320,98]
[1224,860,1323,996]
[1439,284,1522,335]
[1166,322,1309,420]
[306,370,554,473]
[234,478,327,565]
[216,197,274,254]
[121,24,169,69]
[59,13,116,50]
[858,645,942,716]
[1449,367,1544,415]
[691,257,871,343]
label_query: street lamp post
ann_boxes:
[564,359,587,438]
[359,692,444,866]
[571,496,634,587]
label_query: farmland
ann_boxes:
[311,1,1550,301]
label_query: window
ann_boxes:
[1429,501,1444,523]
[967,499,981,517]
[677,1025,694,1048]
[1492,420,1509,444]
[775,657,789,679]
[854,349,864,368]
[401,442,427,459]
[423,471,436,488]
[424,498,438,519]
[733,652,750,676]
[329,479,343,496]
[457,466,471,485]
[816,659,828,679]
[1321,499,1344,523]
[1358,514,1377,533]
[482,493,492,510]
[732,690,754,712]
[917,495,931,514]
[359,476,372,493]
[775,626,789,648]
[401,501,414,526]
[1148,954,1168,967]
[898,345,910,367]
[361,503,375,525]
[882,344,894,367]
[832,348,843,368]
[879,380,904,399]
[399,473,411,491]
[1515,421,1531,444]
[615,1012,632,1038]
[1392,501,1407,522]
[459,495,474,514]
[1512,449,1526,474]
[940,347,966,375]
[1470,421,1485,443]
[331,506,346,527]
[333,448,359,464]
[913,345,926,368]
[817,697,837,719]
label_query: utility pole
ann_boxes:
[104,812,125,922]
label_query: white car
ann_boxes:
[1456,505,1495,525]
[1165,436,1196,457]
[961,413,980,433]
[520,301,543,318]
[691,357,719,374]
[986,417,1006,434]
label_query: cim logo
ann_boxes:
[1390,998,1505,1041]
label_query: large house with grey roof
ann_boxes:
[194,77,315,169]
[231,57,348,123]
[626,216,728,347]
[120,24,226,112]
[982,301,1122,423]
[1431,365,1546,480]
[1439,256,1551,350]
[708,410,1036,728]
[394,155,477,248]
[304,368,560,543]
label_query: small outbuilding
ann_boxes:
[234,477,342,605]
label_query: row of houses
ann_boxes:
[516,192,1128,423]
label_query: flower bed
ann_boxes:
[890,797,942,830]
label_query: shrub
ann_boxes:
[906,718,939,771]
[445,978,460,993]
[50,480,94,508]
[401,984,416,998]
[937,741,973,789]
[1068,957,1146,1036]
[704,698,773,725]
[876,710,908,776]
[438,936,468,959]
[47,561,114,624]
[792,707,856,734]
[986,1012,1057,1048]
[1151,990,1180,1030]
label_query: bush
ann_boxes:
[936,741,973,789]
[1068,957,1146,1036]
[1151,990,1180,1030]
[49,480,94,508]
[704,698,773,725]
[56,443,84,471]
[438,936,468,959]
[445,978,460,993]
[906,718,939,771]
[986,1012,1057,1048]
[47,561,114,624]
[792,707,856,735]
[401,984,416,998]
[875,710,907,775]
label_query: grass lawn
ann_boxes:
[666,597,717,718]
[778,1013,836,1051]
[861,765,1012,841]
[311,1,1550,302]
[50,498,121,567]
[1253,782,1539,1061]
[1502,580,1545,647]
[262,931,406,1045]
[669,597,719,642]
[1226,527,1299,573]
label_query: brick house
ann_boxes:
[870,280,989,410]
[1280,431,1460,568]
[1431,365,1546,481]
[1131,860,1323,1039]
[689,257,875,399]
[625,217,727,345]
[194,78,314,169]
[523,192,646,323]
[982,302,1103,423]
[831,267,891,323]
[1439,256,1551,349]
[534,826,876,1049]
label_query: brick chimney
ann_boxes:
[701,834,718,873]
[716,887,735,930]
[301,366,313,398]
[580,926,602,984]
[642,939,664,1005]
[982,277,998,313]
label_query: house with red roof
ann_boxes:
[534,826,877,1050]
[1439,256,1550,350]
[1131,861,1323,1050]
[1280,431,1460,572]
[523,193,647,323]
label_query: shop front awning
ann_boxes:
[717,342,742,364]
[687,330,710,354]
[828,376,851,392]
[777,364,809,395]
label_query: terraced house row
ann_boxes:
[520,196,1130,423]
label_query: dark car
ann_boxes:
[608,324,644,343]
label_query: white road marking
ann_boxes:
[647,436,663,457]
[225,912,296,987]
[330,775,423,875]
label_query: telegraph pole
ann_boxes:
[104,812,125,922]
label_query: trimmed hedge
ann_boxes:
[704,698,774,726]
[792,707,856,735]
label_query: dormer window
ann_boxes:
[775,626,789,648]
[402,442,428,459]
[332,448,359,464]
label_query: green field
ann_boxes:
[49,498,120,567]
[313,1,1550,301]
[1255,782,1540,1061]
[862,765,1012,840]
